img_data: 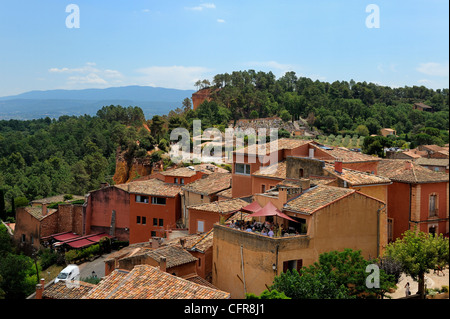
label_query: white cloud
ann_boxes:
[186,3,216,11]
[416,62,449,77]
[48,62,123,88]
[217,19,225,23]
[135,65,212,90]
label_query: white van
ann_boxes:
[55,265,80,284]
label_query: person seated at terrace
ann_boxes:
[261,228,268,236]
[268,228,274,237]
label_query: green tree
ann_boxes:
[246,289,290,299]
[355,124,370,137]
[384,229,449,299]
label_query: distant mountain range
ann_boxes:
[0,86,195,120]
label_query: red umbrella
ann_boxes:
[248,201,298,223]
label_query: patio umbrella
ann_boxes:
[248,201,298,223]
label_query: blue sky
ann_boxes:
[0,0,448,96]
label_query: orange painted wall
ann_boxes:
[85,186,130,241]
[129,194,181,244]
[163,172,205,185]
[418,182,448,235]
[188,208,231,235]
[387,181,449,240]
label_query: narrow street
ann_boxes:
[78,254,108,280]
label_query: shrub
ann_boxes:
[39,248,58,270]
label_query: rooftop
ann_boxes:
[145,245,198,268]
[284,185,356,215]
[188,197,249,214]
[252,161,287,179]
[181,172,231,195]
[115,178,182,197]
[377,160,449,183]
[160,164,228,177]
[82,265,230,299]
[314,144,381,163]
[31,194,85,205]
[415,157,449,167]
[42,281,96,299]
[323,164,391,186]
[23,206,57,221]
[234,138,312,155]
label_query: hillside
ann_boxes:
[0,85,195,120]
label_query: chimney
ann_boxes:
[334,160,343,174]
[35,278,45,299]
[179,238,186,248]
[42,204,48,216]
[404,161,413,170]
[152,237,160,249]
[159,256,167,272]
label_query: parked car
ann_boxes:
[54,264,80,284]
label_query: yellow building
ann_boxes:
[212,185,387,299]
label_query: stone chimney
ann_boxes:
[179,238,186,248]
[334,160,343,174]
[42,204,48,217]
[404,161,413,170]
[159,256,167,272]
[35,278,45,299]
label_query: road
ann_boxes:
[78,254,108,279]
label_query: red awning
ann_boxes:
[241,201,262,213]
[66,238,95,249]
[52,232,79,241]
[248,202,298,223]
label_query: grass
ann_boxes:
[40,264,64,283]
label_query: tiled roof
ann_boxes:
[163,229,214,253]
[182,172,231,195]
[252,161,287,179]
[188,198,249,214]
[315,145,381,163]
[217,188,232,199]
[415,157,449,167]
[377,160,449,183]
[145,245,198,268]
[115,178,182,197]
[42,281,96,299]
[24,207,57,221]
[284,185,356,215]
[323,164,391,186]
[31,194,85,205]
[160,164,227,177]
[234,138,312,155]
[82,265,230,299]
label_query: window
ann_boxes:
[153,218,158,226]
[142,217,146,225]
[299,168,304,178]
[152,197,166,205]
[180,178,185,185]
[151,231,157,237]
[261,184,266,193]
[174,178,178,184]
[137,216,141,224]
[197,220,205,233]
[136,195,149,203]
[201,194,204,200]
[429,194,438,217]
[159,219,164,226]
[21,234,26,243]
[283,259,303,273]
[235,163,250,175]
[387,218,394,243]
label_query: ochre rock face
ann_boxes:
[112,157,152,185]
[192,88,212,110]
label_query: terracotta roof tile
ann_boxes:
[314,144,381,163]
[43,281,96,299]
[82,265,230,299]
[415,157,449,167]
[252,161,287,179]
[284,185,355,214]
[115,178,181,197]
[323,164,391,186]
[234,138,312,155]
[377,160,449,183]
[182,172,231,195]
[24,207,57,221]
[217,188,233,199]
[188,198,249,214]
[145,245,198,268]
